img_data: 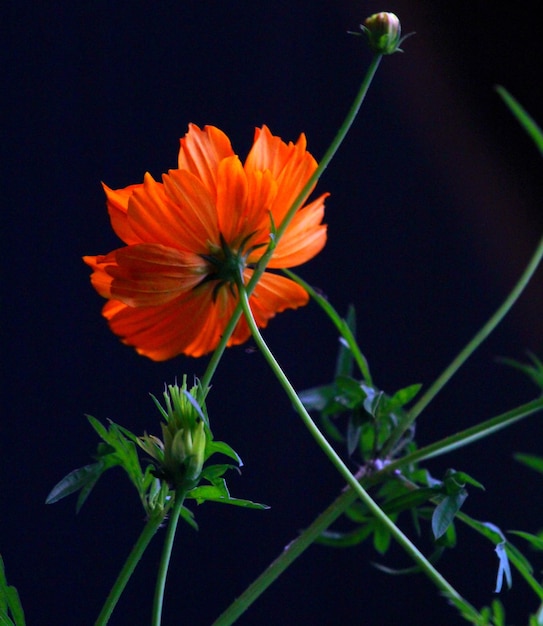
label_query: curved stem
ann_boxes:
[151,490,187,626]
[95,511,165,626]
[283,268,372,383]
[232,284,473,621]
[213,394,543,624]
[200,54,383,391]
[383,233,543,457]
[212,484,355,626]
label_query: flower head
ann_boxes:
[84,124,328,360]
[362,12,403,55]
[138,378,209,489]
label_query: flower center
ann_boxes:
[198,232,265,300]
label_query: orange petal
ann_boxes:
[162,169,220,250]
[244,126,298,178]
[106,244,207,307]
[102,282,247,360]
[177,124,235,197]
[127,172,215,252]
[102,183,144,245]
[267,193,328,268]
[215,156,250,244]
[83,253,115,298]
[243,270,309,330]
[245,126,319,228]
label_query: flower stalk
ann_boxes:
[95,511,166,626]
[201,52,383,390]
[234,280,473,622]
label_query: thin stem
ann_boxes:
[212,485,356,626]
[283,268,372,383]
[213,394,543,624]
[200,53,383,391]
[233,284,473,621]
[151,490,187,626]
[95,511,165,626]
[383,233,543,457]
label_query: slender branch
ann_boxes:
[283,268,372,383]
[213,375,543,624]
[383,233,543,457]
[151,490,187,626]
[201,54,383,390]
[95,511,165,626]
[230,284,473,623]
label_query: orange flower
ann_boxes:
[84,124,328,360]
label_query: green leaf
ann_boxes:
[187,484,268,509]
[45,462,108,509]
[179,505,199,531]
[346,417,362,456]
[0,556,25,626]
[318,525,374,548]
[373,521,392,555]
[335,376,366,409]
[334,305,356,379]
[200,464,236,481]
[509,530,543,551]
[496,86,543,157]
[298,384,336,412]
[387,383,422,411]
[499,352,543,390]
[381,487,438,516]
[205,440,242,465]
[319,412,345,443]
[515,452,543,475]
[491,599,506,626]
[432,490,467,539]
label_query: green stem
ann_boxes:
[151,490,187,626]
[384,232,543,457]
[95,511,165,626]
[212,484,356,626]
[283,268,372,383]
[232,284,473,621]
[200,53,383,391]
[213,394,543,624]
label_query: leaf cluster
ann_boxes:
[45,394,267,530]
[0,555,25,626]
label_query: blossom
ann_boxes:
[84,124,328,360]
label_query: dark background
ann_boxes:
[3,1,543,624]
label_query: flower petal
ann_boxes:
[177,124,235,197]
[83,253,115,298]
[266,193,328,268]
[162,169,220,250]
[240,270,309,332]
[215,155,249,244]
[107,244,207,306]
[102,282,248,360]
[127,171,217,252]
[102,183,143,245]
[245,126,318,227]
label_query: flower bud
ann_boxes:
[139,377,209,490]
[362,12,402,55]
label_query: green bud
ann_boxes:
[139,376,209,490]
[362,12,402,55]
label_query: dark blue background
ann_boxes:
[3,1,543,624]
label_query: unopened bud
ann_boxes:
[363,12,402,55]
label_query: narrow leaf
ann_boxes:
[45,462,104,505]
[432,491,467,539]
[509,530,543,551]
[515,453,543,475]
[496,86,543,156]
